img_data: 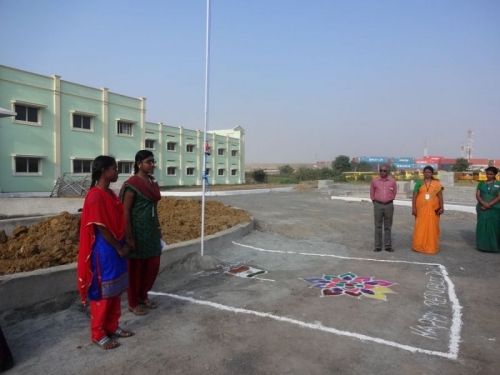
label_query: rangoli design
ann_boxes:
[303,272,396,301]
[225,264,266,278]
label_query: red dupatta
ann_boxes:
[120,175,161,202]
[77,187,125,304]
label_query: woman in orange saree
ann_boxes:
[412,166,444,254]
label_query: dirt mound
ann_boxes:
[0,198,251,276]
[158,199,250,243]
[166,253,221,273]
[293,181,316,192]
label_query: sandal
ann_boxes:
[128,305,148,316]
[94,336,120,350]
[112,327,135,338]
[141,299,158,309]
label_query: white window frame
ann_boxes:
[186,144,195,153]
[167,142,177,151]
[71,158,93,174]
[12,101,45,126]
[217,148,225,156]
[145,139,156,150]
[167,166,177,176]
[231,169,238,176]
[218,168,225,176]
[231,150,238,157]
[116,119,134,136]
[71,111,95,132]
[117,161,134,175]
[186,167,195,176]
[11,154,45,176]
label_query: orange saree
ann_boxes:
[412,179,443,254]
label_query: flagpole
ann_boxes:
[201,0,211,257]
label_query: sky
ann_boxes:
[1,0,499,163]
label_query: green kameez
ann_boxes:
[125,186,162,259]
[476,181,500,252]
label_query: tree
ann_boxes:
[355,161,373,172]
[452,158,469,172]
[279,164,294,176]
[295,167,317,181]
[332,155,351,175]
[251,169,267,183]
[317,167,334,179]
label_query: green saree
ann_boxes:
[476,181,500,252]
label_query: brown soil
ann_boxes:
[0,198,250,276]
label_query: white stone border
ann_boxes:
[161,187,293,197]
[330,196,476,214]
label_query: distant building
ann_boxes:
[354,155,499,171]
[0,65,245,193]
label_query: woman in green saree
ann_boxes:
[121,150,163,315]
[476,166,500,252]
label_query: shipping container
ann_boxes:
[359,156,389,164]
[393,163,416,169]
[391,157,415,164]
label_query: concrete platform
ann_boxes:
[1,190,498,374]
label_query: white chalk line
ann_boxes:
[253,276,276,282]
[437,265,463,359]
[232,241,442,266]
[149,291,455,359]
[231,241,462,360]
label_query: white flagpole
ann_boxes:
[201,0,211,257]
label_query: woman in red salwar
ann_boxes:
[77,156,133,350]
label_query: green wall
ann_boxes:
[0,65,244,193]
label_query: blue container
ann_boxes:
[393,163,415,169]
[360,156,389,164]
[392,157,415,164]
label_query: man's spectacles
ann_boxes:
[380,169,388,172]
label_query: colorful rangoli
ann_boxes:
[303,272,396,301]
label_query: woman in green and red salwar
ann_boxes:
[476,166,500,252]
[77,156,133,350]
[121,150,163,316]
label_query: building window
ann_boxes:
[218,168,225,176]
[186,167,195,176]
[117,121,133,136]
[14,157,41,174]
[73,159,92,173]
[145,139,155,149]
[231,150,238,157]
[118,161,133,174]
[231,169,238,176]
[167,142,176,151]
[167,166,176,176]
[14,104,39,124]
[186,144,195,153]
[217,148,225,156]
[72,113,92,130]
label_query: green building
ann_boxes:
[0,65,245,193]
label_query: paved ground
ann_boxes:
[2,190,499,374]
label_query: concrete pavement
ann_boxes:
[1,189,498,374]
